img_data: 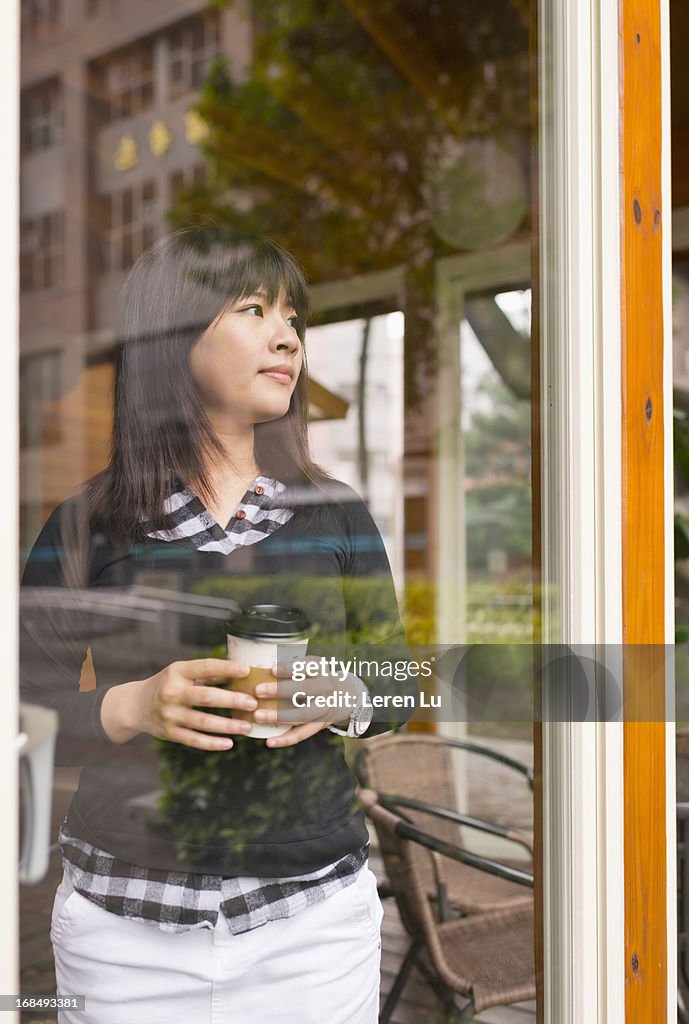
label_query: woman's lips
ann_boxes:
[260,370,292,385]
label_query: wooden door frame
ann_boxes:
[620,2,674,1022]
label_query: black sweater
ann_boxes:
[20,481,410,876]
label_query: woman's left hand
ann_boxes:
[252,658,359,747]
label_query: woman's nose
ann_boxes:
[269,321,300,354]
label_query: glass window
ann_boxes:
[169,163,206,199]
[19,211,64,292]
[21,78,63,154]
[462,287,533,642]
[21,0,62,42]
[19,350,62,450]
[96,42,154,123]
[306,313,404,579]
[19,3,541,1018]
[99,180,158,272]
[166,14,220,100]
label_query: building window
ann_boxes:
[97,42,154,123]
[166,14,221,100]
[21,79,63,154]
[101,180,158,272]
[169,164,207,197]
[19,350,62,450]
[21,0,62,41]
[20,212,65,292]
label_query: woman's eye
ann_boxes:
[242,304,263,316]
[287,315,299,329]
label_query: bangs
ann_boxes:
[123,229,311,343]
[216,239,310,336]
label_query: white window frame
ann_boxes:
[539,2,675,1023]
[0,1,677,1019]
[1,0,20,1016]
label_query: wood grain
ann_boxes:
[620,0,667,1020]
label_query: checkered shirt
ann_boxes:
[142,474,294,554]
[59,474,368,933]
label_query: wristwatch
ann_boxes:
[328,680,374,738]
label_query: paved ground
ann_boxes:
[18,743,536,1023]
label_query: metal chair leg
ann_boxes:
[380,938,422,1024]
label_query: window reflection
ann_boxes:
[462,288,532,643]
[19,212,64,292]
[21,78,63,154]
[19,350,63,450]
[19,0,539,1015]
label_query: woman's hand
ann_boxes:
[100,658,259,750]
[252,657,360,748]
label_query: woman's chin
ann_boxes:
[252,403,292,424]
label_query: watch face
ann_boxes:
[351,704,374,736]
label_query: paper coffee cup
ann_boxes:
[225,605,310,739]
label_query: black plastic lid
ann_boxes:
[225,604,310,641]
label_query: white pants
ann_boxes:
[50,867,383,1024]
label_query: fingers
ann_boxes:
[265,722,327,748]
[152,659,260,750]
[188,685,258,712]
[254,676,358,720]
[161,704,255,738]
[161,723,237,751]
[255,705,323,725]
[175,658,251,680]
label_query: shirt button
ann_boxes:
[254,485,265,495]
[235,509,246,519]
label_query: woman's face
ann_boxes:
[189,288,303,428]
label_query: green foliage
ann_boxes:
[190,573,402,646]
[167,0,530,408]
[464,372,532,566]
[156,722,350,862]
[401,580,437,643]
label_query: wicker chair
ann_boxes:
[355,733,534,916]
[355,733,536,1021]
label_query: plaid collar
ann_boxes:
[142,475,293,554]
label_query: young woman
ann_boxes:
[20,229,409,1024]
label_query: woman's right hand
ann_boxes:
[100,659,257,750]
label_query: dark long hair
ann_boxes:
[83,227,330,540]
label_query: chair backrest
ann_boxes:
[357,733,462,847]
